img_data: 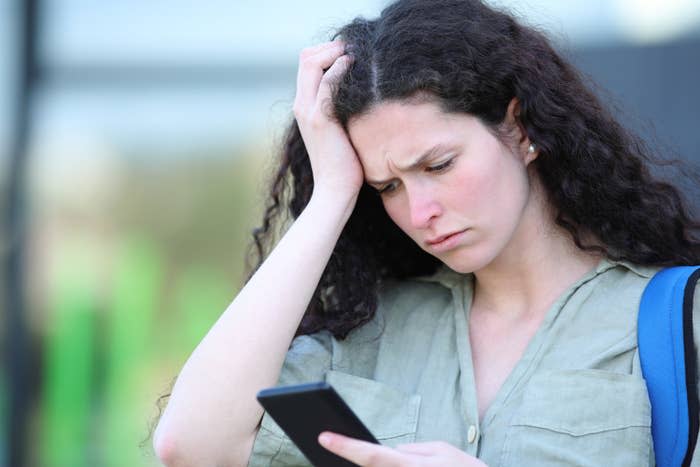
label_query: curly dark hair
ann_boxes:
[246,0,700,339]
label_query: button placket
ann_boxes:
[450,274,481,454]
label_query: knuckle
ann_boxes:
[299,54,321,68]
[299,47,316,60]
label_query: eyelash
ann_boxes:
[426,159,454,173]
[377,158,455,195]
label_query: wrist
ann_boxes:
[308,188,358,221]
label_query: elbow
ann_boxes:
[153,422,181,467]
[153,420,197,467]
[153,420,251,467]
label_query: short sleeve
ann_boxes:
[248,331,333,467]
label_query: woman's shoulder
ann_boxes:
[371,266,462,326]
[595,257,658,280]
[595,257,699,300]
[596,258,700,348]
[287,266,461,351]
[587,258,659,302]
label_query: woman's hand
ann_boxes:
[293,40,364,204]
[318,432,489,467]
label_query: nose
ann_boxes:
[407,185,442,229]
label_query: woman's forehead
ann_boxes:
[347,101,478,159]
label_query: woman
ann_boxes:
[153,0,700,465]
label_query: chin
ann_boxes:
[438,246,497,275]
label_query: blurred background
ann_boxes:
[1,0,699,466]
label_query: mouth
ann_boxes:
[425,229,468,247]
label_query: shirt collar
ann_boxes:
[594,257,656,278]
[413,263,471,290]
[414,256,655,291]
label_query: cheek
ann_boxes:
[382,197,407,229]
[478,156,530,227]
[444,159,497,210]
[448,151,529,226]
[381,195,424,242]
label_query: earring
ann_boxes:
[527,143,536,154]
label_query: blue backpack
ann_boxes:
[638,266,700,467]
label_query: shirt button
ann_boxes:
[467,425,478,443]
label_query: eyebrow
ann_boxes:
[365,143,454,185]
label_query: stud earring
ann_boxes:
[527,143,536,154]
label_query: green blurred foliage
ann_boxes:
[34,143,276,466]
[40,246,97,467]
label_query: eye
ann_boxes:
[378,181,399,196]
[426,158,454,173]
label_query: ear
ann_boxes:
[504,97,538,165]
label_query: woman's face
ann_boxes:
[347,99,536,274]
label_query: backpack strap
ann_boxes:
[638,266,700,467]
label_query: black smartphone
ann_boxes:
[256,382,379,467]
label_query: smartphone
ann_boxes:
[256,382,379,467]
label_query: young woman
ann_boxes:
[153,0,700,465]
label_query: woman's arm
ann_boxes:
[153,40,361,467]
[153,193,355,467]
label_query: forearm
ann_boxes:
[154,192,357,466]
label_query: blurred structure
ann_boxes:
[1,1,699,466]
[4,2,38,467]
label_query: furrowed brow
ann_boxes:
[365,143,451,185]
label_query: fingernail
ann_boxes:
[319,433,332,446]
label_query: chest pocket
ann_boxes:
[249,371,421,467]
[500,370,652,467]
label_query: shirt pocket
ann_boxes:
[500,369,652,467]
[248,371,421,467]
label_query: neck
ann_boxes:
[472,180,602,320]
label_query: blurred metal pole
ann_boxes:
[4,0,39,466]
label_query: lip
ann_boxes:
[425,229,469,252]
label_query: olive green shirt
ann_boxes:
[248,258,700,466]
